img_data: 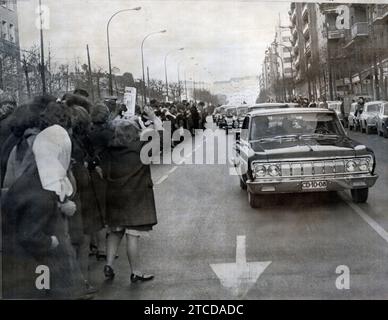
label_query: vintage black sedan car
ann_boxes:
[234,108,378,208]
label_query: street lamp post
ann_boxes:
[164,47,184,102]
[38,0,46,94]
[141,30,167,106]
[106,7,141,96]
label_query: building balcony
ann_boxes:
[327,29,345,40]
[291,9,297,24]
[305,40,311,56]
[372,5,388,24]
[351,22,369,39]
[292,45,299,56]
[303,24,310,39]
[302,4,309,22]
[295,55,300,68]
[292,26,298,39]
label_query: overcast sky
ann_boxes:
[17,0,290,83]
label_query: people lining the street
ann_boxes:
[0,88,216,299]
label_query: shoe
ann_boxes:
[104,265,115,280]
[130,273,154,283]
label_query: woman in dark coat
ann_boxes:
[103,107,162,282]
[88,103,115,259]
[2,122,85,299]
[68,106,104,291]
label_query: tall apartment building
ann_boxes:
[0,0,20,100]
[289,2,327,101]
[274,22,294,99]
[285,2,388,101]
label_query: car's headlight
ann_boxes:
[345,157,373,173]
[253,164,267,178]
[358,159,369,172]
[268,165,281,177]
[346,160,357,172]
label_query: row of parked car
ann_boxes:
[214,100,388,138]
[347,100,388,137]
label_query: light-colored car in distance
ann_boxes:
[377,101,388,138]
[360,101,385,134]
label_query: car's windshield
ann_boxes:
[237,107,248,116]
[250,112,344,141]
[366,104,380,113]
[226,108,237,116]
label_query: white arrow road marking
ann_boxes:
[210,235,272,298]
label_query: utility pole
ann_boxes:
[184,71,188,100]
[147,66,150,102]
[48,44,51,94]
[39,0,46,94]
[66,64,69,92]
[86,44,95,102]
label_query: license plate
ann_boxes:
[301,180,327,190]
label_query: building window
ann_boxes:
[284,57,292,63]
[9,23,15,42]
[1,21,8,40]
[8,0,15,11]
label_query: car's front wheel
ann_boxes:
[351,188,369,203]
[248,191,260,208]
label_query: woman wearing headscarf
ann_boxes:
[2,110,86,299]
[0,96,56,192]
[103,107,162,282]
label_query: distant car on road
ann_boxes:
[360,101,384,134]
[236,105,249,128]
[220,106,237,134]
[213,106,227,125]
[377,101,388,138]
[234,108,378,208]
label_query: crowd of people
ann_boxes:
[0,90,210,299]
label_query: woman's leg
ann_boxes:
[106,231,123,267]
[125,233,139,274]
[125,233,154,281]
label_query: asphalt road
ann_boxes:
[92,123,388,300]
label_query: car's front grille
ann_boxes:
[280,159,347,178]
